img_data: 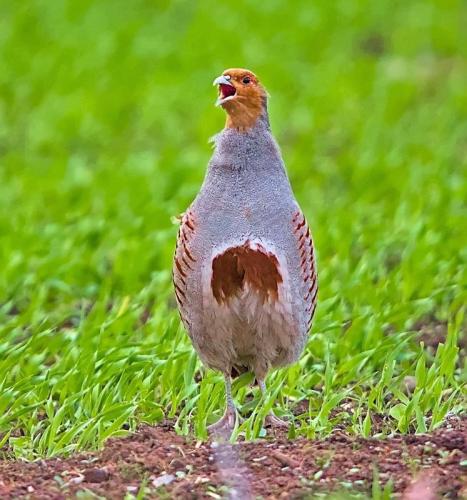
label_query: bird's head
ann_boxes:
[213,68,268,131]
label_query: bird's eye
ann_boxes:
[242,76,251,84]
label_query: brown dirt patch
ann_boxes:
[412,316,466,354]
[413,317,449,351]
[0,417,465,499]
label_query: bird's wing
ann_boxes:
[173,209,197,331]
[292,208,318,330]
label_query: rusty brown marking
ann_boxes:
[174,283,186,300]
[309,275,317,292]
[295,217,306,232]
[298,238,307,252]
[174,289,183,305]
[307,297,318,316]
[185,217,194,231]
[291,211,318,326]
[183,244,195,263]
[177,302,191,329]
[211,242,283,305]
[173,210,198,325]
[179,216,196,263]
[174,258,187,279]
[181,254,193,271]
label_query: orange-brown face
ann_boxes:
[213,68,267,131]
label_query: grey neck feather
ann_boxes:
[198,98,294,211]
[258,96,270,129]
[208,101,285,174]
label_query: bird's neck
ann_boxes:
[224,98,270,132]
[209,116,282,175]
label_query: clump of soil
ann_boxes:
[412,316,466,357]
[413,317,449,350]
[0,417,465,499]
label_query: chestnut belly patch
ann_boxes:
[211,241,283,305]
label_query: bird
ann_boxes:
[173,68,317,436]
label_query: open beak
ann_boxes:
[213,74,236,106]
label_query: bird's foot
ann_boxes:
[264,413,289,429]
[208,407,241,439]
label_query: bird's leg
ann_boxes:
[208,374,240,438]
[258,379,289,429]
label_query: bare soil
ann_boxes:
[0,417,465,499]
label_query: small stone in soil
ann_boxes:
[152,473,176,488]
[84,468,110,483]
[169,458,185,470]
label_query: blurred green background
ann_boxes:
[0,0,465,457]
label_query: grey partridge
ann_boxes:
[173,68,317,436]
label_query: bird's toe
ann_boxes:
[264,413,289,429]
[208,408,240,439]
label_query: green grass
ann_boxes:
[0,0,466,459]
